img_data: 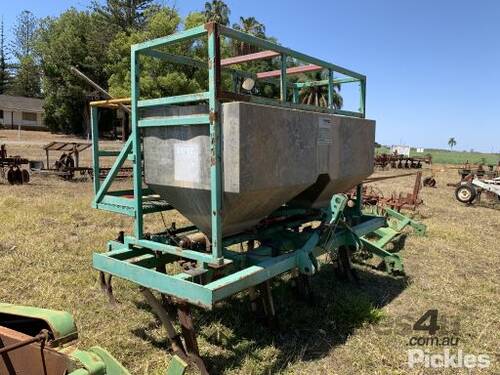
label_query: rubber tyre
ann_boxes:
[455,184,476,203]
[21,169,30,184]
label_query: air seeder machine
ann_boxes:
[88,23,425,373]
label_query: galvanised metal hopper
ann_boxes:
[143,102,375,236]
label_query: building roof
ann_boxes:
[0,95,44,113]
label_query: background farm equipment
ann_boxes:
[446,162,500,188]
[455,177,500,205]
[87,23,427,374]
[375,153,432,169]
[30,141,133,181]
[457,162,500,181]
[0,144,30,185]
[0,303,129,375]
[348,171,425,211]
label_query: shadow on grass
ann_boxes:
[133,265,408,374]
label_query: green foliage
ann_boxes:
[0,19,12,94]
[232,16,266,56]
[204,0,230,26]
[448,137,457,149]
[106,7,201,99]
[184,12,205,29]
[91,0,159,32]
[36,9,113,133]
[298,71,342,109]
[27,0,284,134]
[10,10,37,60]
[8,10,41,98]
[8,55,40,97]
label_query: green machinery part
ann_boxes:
[359,207,426,274]
[0,303,130,375]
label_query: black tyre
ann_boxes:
[455,184,476,203]
[7,167,22,185]
[21,169,30,184]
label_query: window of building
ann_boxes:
[22,112,37,122]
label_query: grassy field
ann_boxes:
[376,146,500,165]
[1,130,499,374]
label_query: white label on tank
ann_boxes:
[318,117,333,145]
[174,143,201,183]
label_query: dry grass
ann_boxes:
[0,130,498,374]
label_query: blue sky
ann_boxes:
[2,0,499,152]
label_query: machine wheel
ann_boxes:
[423,177,436,187]
[7,167,23,185]
[455,183,476,203]
[21,169,30,184]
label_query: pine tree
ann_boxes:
[92,0,159,32]
[0,18,12,94]
[10,10,37,60]
[9,55,40,97]
[9,10,40,97]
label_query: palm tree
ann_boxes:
[299,71,343,109]
[448,137,457,150]
[232,17,266,55]
[204,0,230,26]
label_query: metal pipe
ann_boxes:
[364,171,420,183]
[0,330,49,355]
[70,66,131,114]
[90,98,131,106]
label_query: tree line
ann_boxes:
[0,0,342,135]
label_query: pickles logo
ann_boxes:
[407,310,491,369]
[408,349,491,369]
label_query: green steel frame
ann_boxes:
[90,23,422,310]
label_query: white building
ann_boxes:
[0,95,46,130]
[391,145,411,157]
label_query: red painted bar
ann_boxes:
[221,50,281,66]
[256,64,322,79]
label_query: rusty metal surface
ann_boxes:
[0,329,49,355]
[350,171,424,211]
[0,326,68,375]
[43,141,91,153]
[140,289,209,374]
